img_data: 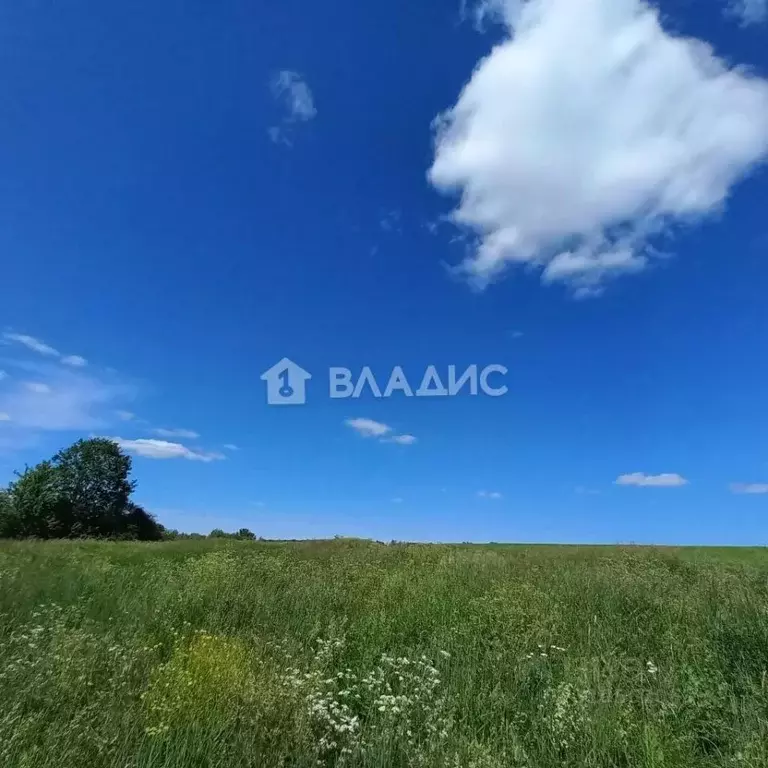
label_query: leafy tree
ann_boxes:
[50,438,135,537]
[2,461,71,538]
[0,438,165,541]
[0,488,20,538]
[209,528,228,538]
[236,528,256,540]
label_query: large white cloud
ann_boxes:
[430,0,768,295]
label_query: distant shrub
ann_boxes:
[208,528,258,540]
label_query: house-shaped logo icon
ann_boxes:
[260,358,312,405]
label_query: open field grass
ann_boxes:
[2,539,768,767]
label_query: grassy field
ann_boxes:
[2,539,768,767]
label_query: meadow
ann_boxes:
[1,538,768,767]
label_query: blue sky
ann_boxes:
[2,0,768,544]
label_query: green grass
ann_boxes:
[2,538,768,767]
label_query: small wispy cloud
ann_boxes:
[0,412,10,422]
[223,443,239,451]
[727,0,767,26]
[152,427,200,440]
[109,438,224,462]
[477,490,503,499]
[385,434,418,445]
[61,355,87,367]
[345,418,392,438]
[3,332,87,367]
[25,382,51,394]
[730,482,768,494]
[459,0,507,31]
[0,370,7,381]
[616,472,688,487]
[0,363,134,435]
[344,418,417,445]
[115,410,135,421]
[269,70,316,145]
[4,332,59,356]
[379,209,402,234]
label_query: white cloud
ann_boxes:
[728,0,767,26]
[3,333,59,356]
[430,0,768,296]
[386,434,418,445]
[109,438,224,462]
[0,412,10,422]
[3,332,88,368]
[0,370,7,380]
[268,126,290,145]
[152,427,200,440]
[460,0,505,31]
[478,490,503,499]
[344,418,418,445]
[0,364,134,433]
[61,355,87,367]
[116,410,135,421]
[272,70,316,120]
[223,443,239,451]
[345,418,393,438]
[730,482,768,494]
[25,382,51,394]
[616,472,688,487]
[269,70,316,144]
[379,209,403,233]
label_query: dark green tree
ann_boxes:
[0,487,20,538]
[1,461,71,538]
[0,438,167,540]
[124,502,164,541]
[50,438,135,537]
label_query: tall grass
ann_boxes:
[1,538,768,766]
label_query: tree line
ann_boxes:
[0,438,256,541]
